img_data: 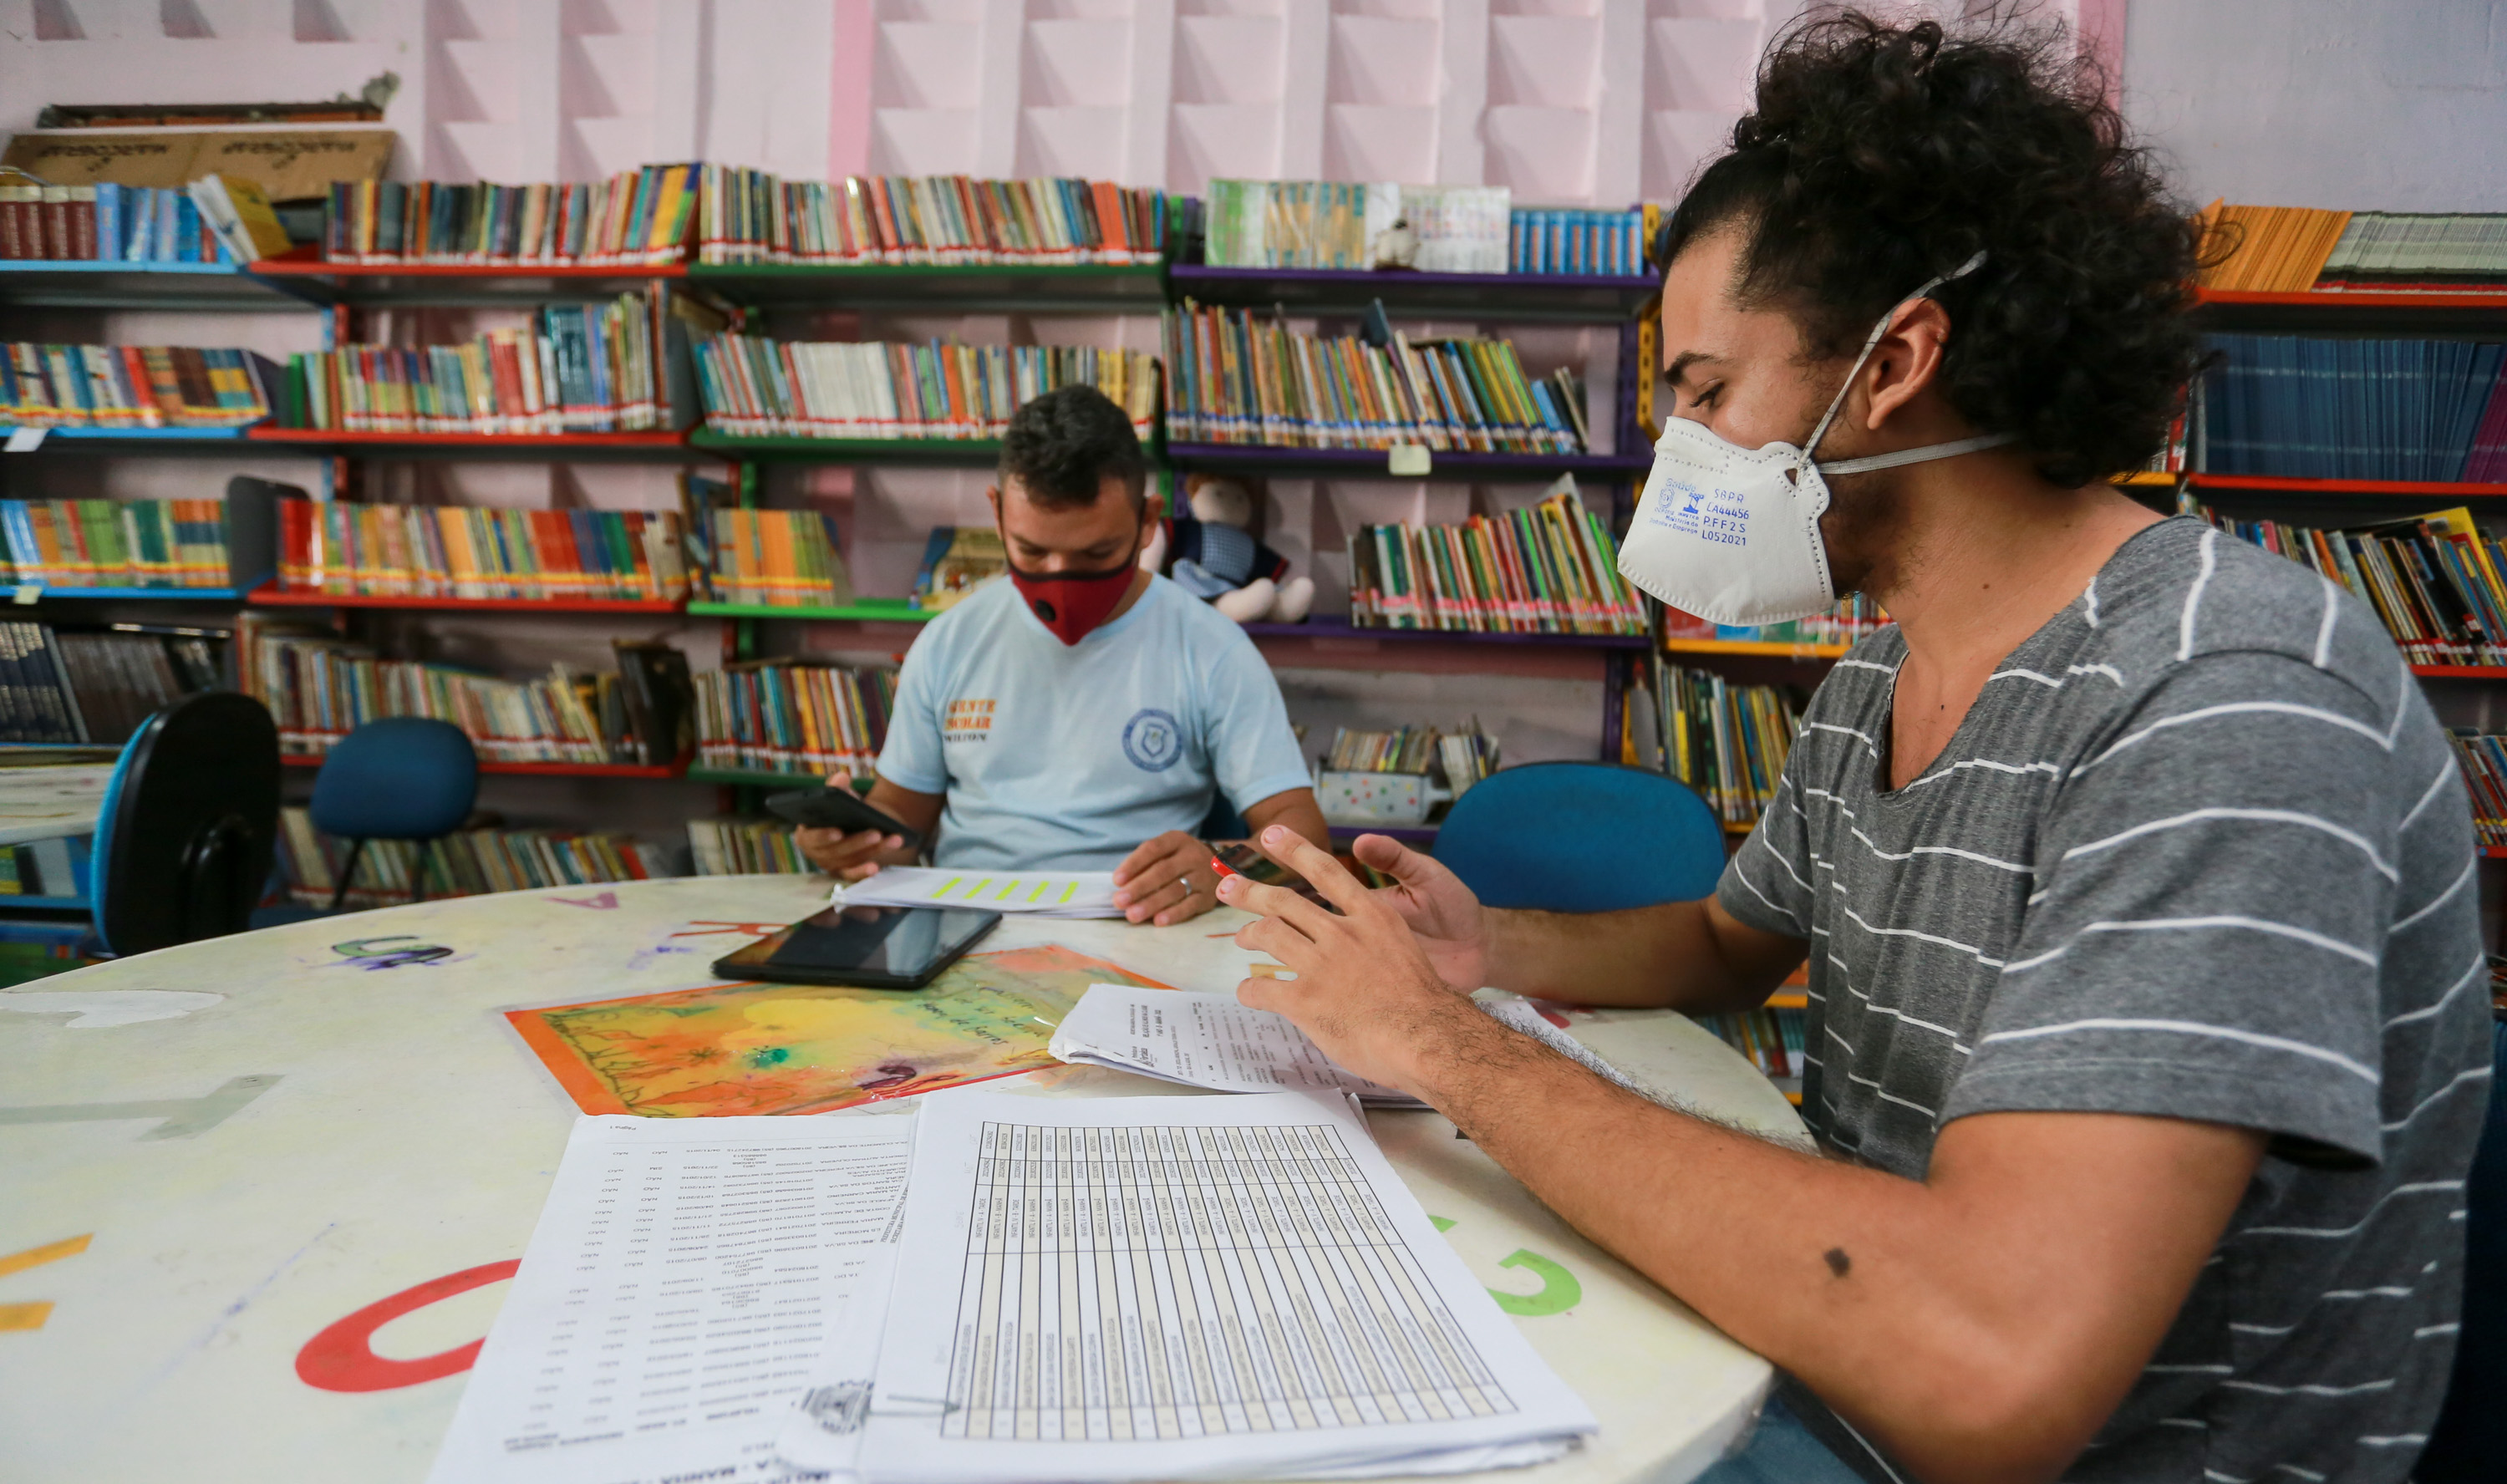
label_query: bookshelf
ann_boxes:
[6,218,1679,901]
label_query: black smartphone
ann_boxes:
[710,904,1001,990]
[765,787,923,851]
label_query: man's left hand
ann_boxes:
[1215,825,1494,1095]
[1111,831,1220,925]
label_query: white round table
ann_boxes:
[0,876,1803,1484]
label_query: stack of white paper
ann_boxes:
[1049,983,1648,1106]
[1048,982,1426,1105]
[842,866,1121,919]
[843,1088,1598,1482]
[422,1113,913,1484]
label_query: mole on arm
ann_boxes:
[1823,1247,1852,1278]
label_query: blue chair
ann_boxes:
[91,692,282,956]
[1430,761,1726,910]
[2418,1014,2507,1482]
[308,718,479,912]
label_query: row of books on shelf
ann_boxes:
[1165,302,1589,454]
[0,621,226,746]
[273,806,684,908]
[1321,724,1446,775]
[276,500,692,602]
[237,620,692,765]
[697,167,1166,267]
[2197,204,2507,292]
[692,659,894,778]
[1345,485,1645,636]
[1509,209,1649,278]
[1637,659,1807,829]
[270,285,723,435]
[0,498,234,588]
[2190,502,2507,667]
[2201,334,2507,483]
[1196,180,1646,278]
[0,179,272,264]
[273,811,829,910]
[0,836,84,899]
[3,343,273,428]
[696,506,849,607]
[1695,1004,1809,1084]
[690,334,1159,440]
[322,166,702,267]
[1316,721,1501,793]
[687,817,811,876]
[2443,732,2507,851]
[1659,593,1893,650]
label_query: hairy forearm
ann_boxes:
[1243,789,1332,852]
[1407,1016,2096,1483]
[1480,899,1799,1011]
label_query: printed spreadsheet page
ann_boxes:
[857,1089,1595,1484]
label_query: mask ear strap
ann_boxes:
[1799,250,1990,464]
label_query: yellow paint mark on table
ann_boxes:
[0,1232,89,1281]
[0,1232,92,1334]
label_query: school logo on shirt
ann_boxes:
[943,698,995,743]
[1121,708,1183,772]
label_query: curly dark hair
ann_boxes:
[999,384,1148,510]
[1655,11,2203,489]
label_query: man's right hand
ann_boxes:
[796,827,906,882]
[1342,833,1490,992]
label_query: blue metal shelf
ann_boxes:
[0,257,320,310]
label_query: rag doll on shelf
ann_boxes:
[1139,475,1315,624]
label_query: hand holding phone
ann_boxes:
[767,787,923,853]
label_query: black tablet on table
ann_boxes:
[712,903,1000,990]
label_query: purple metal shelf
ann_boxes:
[1168,263,1657,323]
[1165,442,1652,477]
[1240,617,1649,648]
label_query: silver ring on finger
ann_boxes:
[1177,877,1194,895]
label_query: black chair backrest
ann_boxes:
[94,692,280,957]
[2418,1015,2507,1481]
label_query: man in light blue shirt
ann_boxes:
[797,386,1329,925]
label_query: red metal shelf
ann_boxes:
[2410,665,2507,679]
[249,248,686,280]
[2190,473,2507,498]
[2484,846,2507,860]
[2196,287,2507,310]
[247,427,693,450]
[247,584,684,614]
[281,754,684,778]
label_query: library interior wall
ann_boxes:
[2120,0,2507,212]
[6,0,2470,830]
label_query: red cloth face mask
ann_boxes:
[1004,526,1142,646]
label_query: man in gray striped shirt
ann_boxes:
[1215,13,2490,1484]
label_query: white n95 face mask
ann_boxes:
[1618,252,2016,627]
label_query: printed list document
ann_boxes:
[1048,983,1425,1105]
[842,867,1120,919]
[1050,984,1648,1106]
[856,1088,1597,1483]
[423,1113,912,1484]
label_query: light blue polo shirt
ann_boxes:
[876,573,1312,870]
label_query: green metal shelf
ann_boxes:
[685,430,1006,465]
[688,596,934,623]
[686,765,837,789]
